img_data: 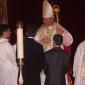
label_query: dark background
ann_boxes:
[8,0,85,58]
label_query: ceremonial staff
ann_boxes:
[53,4,73,85]
[53,4,60,23]
[17,22,24,85]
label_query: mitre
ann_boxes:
[43,0,53,17]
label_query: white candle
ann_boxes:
[17,27,24,59]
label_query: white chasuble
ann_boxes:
[35,23,73,52]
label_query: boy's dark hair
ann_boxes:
[53,34,63,46]
[26,24,37,37]
[0,24,10,36]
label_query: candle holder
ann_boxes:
[18,58,24,85]
[17,22,24,85]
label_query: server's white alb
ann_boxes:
[0,38,18,85]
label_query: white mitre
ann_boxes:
[43,0,53,17]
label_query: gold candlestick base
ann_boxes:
[18,58,24,85]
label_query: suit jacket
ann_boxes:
[44,47,70,85]
[23,38,45,85]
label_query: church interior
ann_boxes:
[0,0,85,84]
[0,0,85,66]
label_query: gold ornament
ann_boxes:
[53,4,60,14]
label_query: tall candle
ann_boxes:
[17,25,24,59]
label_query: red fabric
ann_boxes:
[64,45,71,53]
[64,45,73,85]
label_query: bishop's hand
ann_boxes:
[41,37,51,44]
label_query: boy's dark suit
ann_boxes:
[23,38,44,85]
[44,47,70,85]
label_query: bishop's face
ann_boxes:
[43,17,54,26]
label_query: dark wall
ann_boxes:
[8,0,43,28]
[58,0,85,55]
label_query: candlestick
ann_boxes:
[17,22,24,85]
[18,58,24,85]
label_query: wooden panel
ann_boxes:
[0,0,8,24]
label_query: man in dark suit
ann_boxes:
[22,24,45,85]
[44,34,70,85]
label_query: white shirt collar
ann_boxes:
[55,45,60,47]
[27,37,34,39]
